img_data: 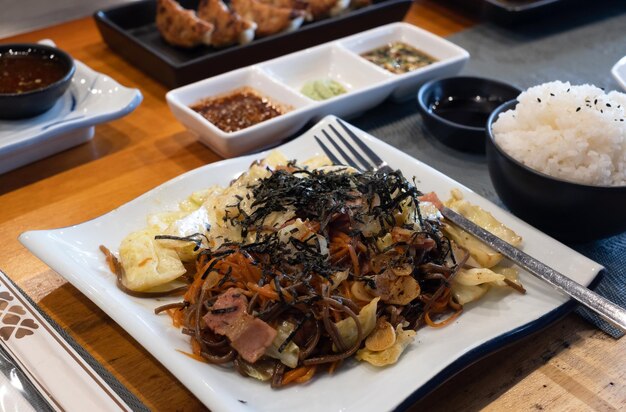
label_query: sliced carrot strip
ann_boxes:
[176,349,206,363]
[191,337,202,356]
[294,366,317,383]
[247,282,279,301]
[425,308,463,328]
[168,308,185,328]
[269,280,294,302]
[348,244,360,276]
[282,366,309,385]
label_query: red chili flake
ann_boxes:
[191,87,288,133]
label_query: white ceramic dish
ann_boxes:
[0,40,142,174]
[20,115,602,412]
[611,55,626,92]
[166,23,469,158]
[339,22,470,101]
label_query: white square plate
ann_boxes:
[611,55,626,92]
[19,116,602,412]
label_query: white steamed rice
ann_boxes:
[492,81,626,186]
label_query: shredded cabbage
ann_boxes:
[265,321,300,368]
[334,297,379,351]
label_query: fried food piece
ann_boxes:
[231,0,305,37]
[198,0,257,47]
[156,0,214,48]
[304,0,349,20]
[256,0,347,20]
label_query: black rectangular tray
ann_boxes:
[482,0,575,24]
[445,0,596,25]
[94,0,412,89]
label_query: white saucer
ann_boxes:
[0,40,142,174]
[611,55,626,92]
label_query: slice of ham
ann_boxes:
[204,288,277,363]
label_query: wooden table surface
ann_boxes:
[1,2,624,411]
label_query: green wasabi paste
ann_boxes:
[301,79,347,101]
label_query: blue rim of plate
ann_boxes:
[393,268,605,411]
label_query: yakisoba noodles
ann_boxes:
[101,152,525,386]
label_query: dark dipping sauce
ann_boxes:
[361,42,437,74]
[0,51,68,94]
[431,96,509,128]
[191,87,288,133]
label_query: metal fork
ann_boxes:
[314,119,390,172]
[314,118,626,332]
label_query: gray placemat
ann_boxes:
[350,4,626,337]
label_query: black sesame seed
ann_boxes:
[537,98,541,103]
[606,103,611,107]
[594,99,598,105]
[576,107,581,112]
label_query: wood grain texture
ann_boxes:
[0,2,623,411]
[0,0,131,38]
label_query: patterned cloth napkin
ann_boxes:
[571,236,626,338]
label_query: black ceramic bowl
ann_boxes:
[486,100,626,242]
[0,44,75,120]
[417,76,521,153]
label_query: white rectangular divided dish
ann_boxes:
[166,23,469,158]
[339,23,470,100]
[166,68,312,157]
[20,116,602,412]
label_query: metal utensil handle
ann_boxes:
[0,341,56,411]
[441,207,626,331]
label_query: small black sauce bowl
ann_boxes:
[417,76,521,153]
[486,100,626,242]
[0,44,75,120]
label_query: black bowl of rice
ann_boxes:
[486,81,626,242]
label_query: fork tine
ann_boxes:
[322,130,361,170]
[314,136,342,166]
[328,124,373,171]
[336,118,385,167]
